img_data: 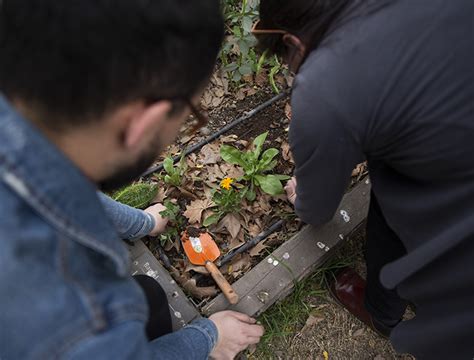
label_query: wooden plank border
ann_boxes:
[129,179,371,327]
[202,179,371,317]
[129,240,201,330]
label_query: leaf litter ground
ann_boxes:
[143,91,301,304]
[142,87,367,305]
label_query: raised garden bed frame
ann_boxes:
[130,179,370,329]
[128,92,371,329]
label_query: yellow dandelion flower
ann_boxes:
[323,351,329,360]
[220,177,234,190]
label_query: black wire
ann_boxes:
[141,90,289,177]
[216,219,284,267]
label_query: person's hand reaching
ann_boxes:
[144,203,169,236]
[209,311,265,360]
[284,177,297,205]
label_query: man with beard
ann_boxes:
[0,1,263,359]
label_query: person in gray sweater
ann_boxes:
[254,0,474,358]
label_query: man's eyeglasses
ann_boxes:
[146,97,208,134]
[251,19,287,36]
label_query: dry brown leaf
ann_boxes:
[217,213,242,239]
[246,88,257,97]
[152,187,167,203]
[239,210,251,229]
[182,279,218,299]
[207,164,225,183]
[284,102,292,120]
[228,232,245,252]
[247,223,262,238]
[202,187,214,201]
[275,74,286,86]
[177,186,197,200]
[199,143,221,165]
[184,263,209,275]
[249,241,269,257]
[168,265,217,300]
[183,198,214,225]
[272,193,288,202]
[201,73,228,110]
[213,71,229,91]
[219,163,244,180]
[300,314,324,333]
[164,240,174,252]
[224,253,251,277]
[202,87,225,109]
[242,74,254,83]
[220,135,238,143]
[165,144,180,156]
[284,72,294,87]
[172,236,181,252]
[235,89,246,101]
[255,71,268,86]
[186,153,198,169]
[255,194,272,215]
[235,139,249,147]
[281,141,293,162]
[179,135,194,145]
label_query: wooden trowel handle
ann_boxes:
[205,261,239,305]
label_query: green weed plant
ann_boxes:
[158,200,185,247]
[162,153,187,187]
[220,132,290,201]
[203,178,247,227]
[220,0,284,92]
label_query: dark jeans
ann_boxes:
[134,275,173,341]
[364,195,409,325]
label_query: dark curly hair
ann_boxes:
[257,0,395,63]
[0,0,224,129]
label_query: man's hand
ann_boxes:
[144,203,168,236]
[209,311,264,360]
[284,177,297,205]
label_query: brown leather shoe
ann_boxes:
[328,268,391,338]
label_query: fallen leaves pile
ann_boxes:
[148,133,299,302]
[143,94,367,303]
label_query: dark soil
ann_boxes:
[145,90,299,303]
[146,89,364,305]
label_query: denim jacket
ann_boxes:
[0,95,218,360]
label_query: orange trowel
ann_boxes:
[181,227,239,305]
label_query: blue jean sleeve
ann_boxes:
[65,318,218,360]
[97,192,155,240]
[149,318,219,359]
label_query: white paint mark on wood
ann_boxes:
[340,210,351,223]
[169,304,183,319]
[144,262,159,279]
[317,242,330,252]
[257,291,270,304]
